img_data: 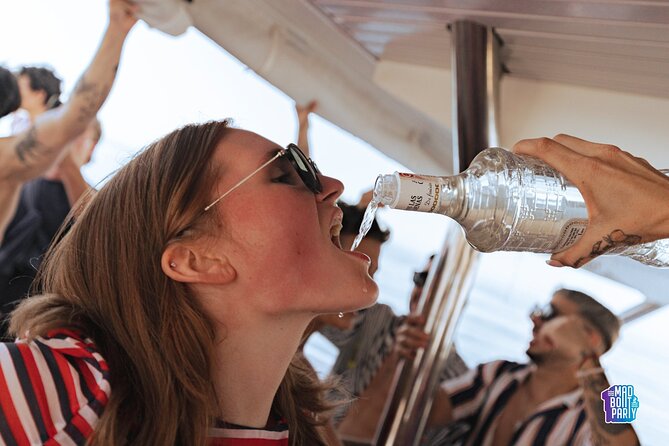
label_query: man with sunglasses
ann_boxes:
[401,288,640,445]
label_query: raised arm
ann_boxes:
[0,0,137,242]
[0,0,137,183]
[513,134,669,267]
[295,100,317,157]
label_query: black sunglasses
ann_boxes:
[204,143,322,211]
[413,270,429,288]
[530,303,559,321]
[284,143,322,194]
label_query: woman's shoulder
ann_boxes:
[0,328,110,445]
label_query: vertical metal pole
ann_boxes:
[374,21,500,446]
[451,21,501,168]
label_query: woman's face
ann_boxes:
[204,129,378,316]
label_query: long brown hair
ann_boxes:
[10,120,331,445]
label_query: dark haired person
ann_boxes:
[0,67,21,120]
[403,289,640,445]
[0,117,103,339]
[15,66,63,127]
[0,0,137,250]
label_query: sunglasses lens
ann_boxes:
[287,144,322,193]
[530,303,556,320]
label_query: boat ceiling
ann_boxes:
[310,0,669,99]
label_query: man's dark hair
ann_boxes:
[19,66,62,109]
[0,67,21,118]
[557,288,621,353]
[338,201,390,243]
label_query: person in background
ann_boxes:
[405,288,640,445]
[12,66,63,133]
[0,117,102,339]
[513,134,669,268]
[322,252,468,445]
[0,67,21,121]
[0,0,138,247]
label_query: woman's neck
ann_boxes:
[210,312,310,428]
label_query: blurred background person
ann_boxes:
[12,66,63,133]
[0,67,21,121]
[0,0,137,339]
[0,116,102,339]
[322,251,468,445]
[421,289,639,446]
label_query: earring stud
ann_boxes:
[169,262,177,268]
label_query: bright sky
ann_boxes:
[2,1,667,443]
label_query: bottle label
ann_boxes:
[394,173,442,213]
[555,219,588,252]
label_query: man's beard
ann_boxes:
[526,348,547,365]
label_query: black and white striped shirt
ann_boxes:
[443,360,592,445]
[322,304,468,399]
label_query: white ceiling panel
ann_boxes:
[311,0,669,98]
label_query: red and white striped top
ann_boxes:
[0,330,289,445]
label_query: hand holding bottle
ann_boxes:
[513,134,669,267]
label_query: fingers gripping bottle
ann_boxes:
[372,147,669,267]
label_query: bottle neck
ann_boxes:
[374,172,465,218]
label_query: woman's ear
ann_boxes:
[161,242,237,285]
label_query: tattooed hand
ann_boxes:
[513,134,669,267]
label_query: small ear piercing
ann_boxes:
[338,312,344,318]
[169,262,177,268]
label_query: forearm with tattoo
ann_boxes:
[574,229,642,267]
[1,20,129,183]
[12,75,108,170]
[72,75,109,125]
[579,355,639,445]
[14,126,55,165]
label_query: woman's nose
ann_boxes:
[316,175,344,204]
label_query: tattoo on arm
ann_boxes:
[574,229,642,267]
[14,126,55,166]
[71,75,107,124]
[580,370,633,444]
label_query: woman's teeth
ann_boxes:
[330,223,343,249]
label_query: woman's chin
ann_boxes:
[354,279,379,309]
